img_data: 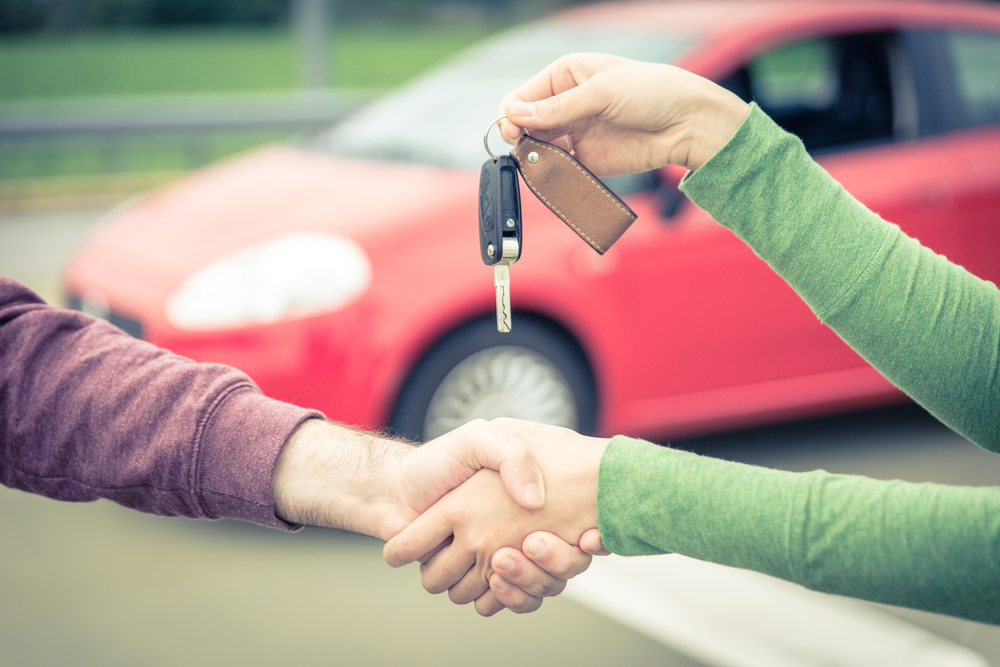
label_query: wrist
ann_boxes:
[534,432,609,541]
[686,88,750,171]
[272,419,411,537]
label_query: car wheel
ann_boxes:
[390,315,596,442]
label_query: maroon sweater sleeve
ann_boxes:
[0,277,321,530]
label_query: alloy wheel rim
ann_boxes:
[423,345,578,441]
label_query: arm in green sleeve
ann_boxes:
[598,436,1000,624]
[595,105,1000,624]
[679,104,1000,451]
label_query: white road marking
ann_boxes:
[566,554,988,667]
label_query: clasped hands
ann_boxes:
[272,416,609,616]
[384,418,610,615]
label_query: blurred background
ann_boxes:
[4,1,1000,665]
[0,0,554,218]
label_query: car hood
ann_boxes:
[77,143,476,281]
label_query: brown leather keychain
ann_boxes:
[510,133,637,255]
[479,118,638,332]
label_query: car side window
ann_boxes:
[946,30,1000,127]
[748,39,839,115]
[719,32,896,154]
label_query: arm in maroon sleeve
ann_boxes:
[0,278,589,614]
[0,277,320,530]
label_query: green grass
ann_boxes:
[0,24,498,99]
[0,131,291,180]
[0,24,501,185]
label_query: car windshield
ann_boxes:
[313,20,694,169]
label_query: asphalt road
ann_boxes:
[2,204,999,666]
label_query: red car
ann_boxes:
[64,0,1000,442]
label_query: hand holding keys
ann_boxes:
[478,115,638,333]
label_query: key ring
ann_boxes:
[484,115,528,161]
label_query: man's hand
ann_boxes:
[498,53,749,175]
[383,419,609,614]
[270,418,546,540]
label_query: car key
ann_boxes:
[479,149,522,333]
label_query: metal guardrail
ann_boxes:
[0,89,382,180]
[0,89,380,139]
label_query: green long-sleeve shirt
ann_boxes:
[595,104,1000,624]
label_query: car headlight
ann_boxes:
[166,234,372,330]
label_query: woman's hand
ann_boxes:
[483,528,609,615]
[498,53,749,175]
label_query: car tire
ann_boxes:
[390,314,596,442]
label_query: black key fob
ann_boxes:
[478,154,522,266]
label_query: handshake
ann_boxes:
[271,417,610,616]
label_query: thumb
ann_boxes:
[421,419,546,511]
[454,420,546,510]
[504,80,607,133]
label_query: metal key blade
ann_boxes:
[494,263,511,332]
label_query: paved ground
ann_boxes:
[0,203,110,305]
[2,204,999,666]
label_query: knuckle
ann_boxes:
[448,586,474,605]
[476,594,503,617]
[492,551,519,577]
[543,579,567,598]
[450,418,485,443]
[531,543,569,573]
[384,544,411,567]
[489,416,515,430]
[469,535,491,556]
[419,567,448,595]
[540,552,571,576]
[530,576,561,598]
[510,597,543,615]
[553,55,575,79]
[424,581,447,595]
[465,418,489,433]
[546,93,564,119]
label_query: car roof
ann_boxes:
[552,0,1000,76]
[556,0,1000,34]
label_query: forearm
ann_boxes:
[0,278,318,529]
[598,436,1000,624]
[272,418,414,537]
[680,105,1000,450]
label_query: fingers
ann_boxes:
[491,532,591,597]
[383,501,455,568]
[419,540,477,595]
[523,531,594,579]
[476,586,522,617]
[450,531,593,615]
[488,573,543,614]
[503,82,606,137]
[579,528,611,556]
[486,531,592,615]
[480,531,595,616]
[494,548,568,600]
[499,53,636,138]
[443,560,491,605]
[416,535,452,565]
